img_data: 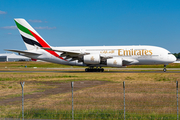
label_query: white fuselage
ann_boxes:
[23,45,176,67]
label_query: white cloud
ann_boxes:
[1,26,17,29]
[34,26,56,30]
[0,10,7,14]
[28,19,42,23]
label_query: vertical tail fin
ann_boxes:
[14,18,51,50]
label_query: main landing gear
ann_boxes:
[85,67,104,72]
[163,65,167,72]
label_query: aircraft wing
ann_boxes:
[41,47,90,56]
[122,58,139,65]
[4,49,42,55]
[42,47,115,61]
[99,54,113,59]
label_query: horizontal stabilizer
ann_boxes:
[4,49,41,55]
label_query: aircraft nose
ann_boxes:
[171,54,177,62]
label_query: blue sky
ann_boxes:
[0,0,180,53]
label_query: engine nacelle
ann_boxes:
[107,58,123,67]
[83,54,100,64]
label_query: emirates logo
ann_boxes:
[91,56,95,61]
[113,60,117,65]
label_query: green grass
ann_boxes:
[128,63,180,68]
[0,90,45,100]
[0,61,85,68]
[0,75,78,81]
[156,77,172,81]
[1,72,180,119]
[35,75,78,79]
[0,61,180,68]
[3,109,176,120]
[125,113,177,120]
[0,77,14,81]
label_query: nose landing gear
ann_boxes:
[163,65,167,72]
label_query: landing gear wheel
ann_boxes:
[163,65,167,72]
[163,68,167,72]
[85,68,104,72]
[85,68,88,72]
[100,68,104,72]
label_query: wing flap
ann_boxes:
[123,58,139,65]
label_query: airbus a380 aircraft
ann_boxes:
[5,18,176,72]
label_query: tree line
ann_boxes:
[173,53,180,59]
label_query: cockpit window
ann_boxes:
[168,53,172,54]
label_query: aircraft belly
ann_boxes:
[136,57,169,65]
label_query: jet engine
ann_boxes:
[107,58,123,67]
[83,54,100,64]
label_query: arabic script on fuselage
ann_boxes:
[100,49,153,56]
